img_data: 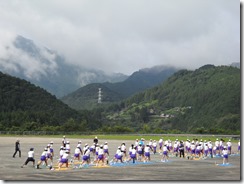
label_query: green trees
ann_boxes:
[0,65,240,135]
[103,65,240,134]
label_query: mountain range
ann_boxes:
[0,35,128,98]
[104,64,240,134]
[61,65,178,110]
[0,64,240,134]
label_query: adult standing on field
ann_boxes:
[94,136,98,145]
[179,141,185,158]
[13,139,21,158]
[62,136,67,148]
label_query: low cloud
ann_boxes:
[0,31,58,80]
[0,0,240,75]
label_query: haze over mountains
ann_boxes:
[0,35,128,97]
[0,35,240,103]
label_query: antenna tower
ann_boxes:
[98,88,102,103]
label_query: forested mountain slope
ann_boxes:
[0,72,81,131]
[61,65,178,110]
[104,65,240,134]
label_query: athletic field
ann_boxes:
[0,136,240,181]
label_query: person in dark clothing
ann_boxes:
[93,136,98,144]
[13,139,21,158]
[179,141,185,158]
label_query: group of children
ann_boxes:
[19,136,240,169]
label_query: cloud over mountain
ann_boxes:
[0,0,240,75]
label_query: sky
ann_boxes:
[0,0,240,75]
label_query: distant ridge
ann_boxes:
[0,35,128,97]
[61,65,179,110]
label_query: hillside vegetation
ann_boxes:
[61,66,177,110]
[99,65,240,134]
[0,72,82,131]
[0,65,240,135]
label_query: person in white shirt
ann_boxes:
[226,139,232,155]
[219,139,224,152]
[21,148,35,168]
[137,143,143,161]
[185,140,191,154]
[59,146,64,160]
[203,143,209,157]
[73,146,81,161]
[213,146,217,156]
[152,140,157,154]
[66,141,71,152]
[103,142,109,164]
[80,146,91,166]
[144,145,150,162]
[58,150,69,170]
[50,141,54,158]
[215,138,220,154]
[161,144,169,162]
[238,139,240,153]
[46,144,53,166]
[112,146,123,163]
[127,144,137,163]
[77,141,82,153]
[195,144,202,157]
[36,148,48,169]
[121,143,127,158]
[173,141,179,157]
[89,143,96,156]
[190,143,196,156]
[148,139,153,152]
[96,145,105,166]
[208,141,213,158]
[103,142,109,157]
[222,146,229,165]
[94,144,100,162]
[83,143,89,155]
[158,138,163,152]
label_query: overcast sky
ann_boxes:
[0,0,240,75]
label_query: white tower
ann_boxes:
[98,88,102,103]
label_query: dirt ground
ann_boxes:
[0,136,241,181]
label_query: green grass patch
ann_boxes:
[0,133,239,142]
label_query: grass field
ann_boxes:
[0,133,239,142]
